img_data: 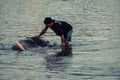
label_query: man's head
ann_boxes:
[44,17,54,27]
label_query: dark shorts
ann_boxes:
[65,29,73,42]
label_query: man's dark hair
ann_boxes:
[44,17,53,24]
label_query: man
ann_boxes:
[34,17,73,48]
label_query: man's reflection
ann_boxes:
[44,47,72,71]
[57,46,72,56]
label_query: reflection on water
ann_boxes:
[44,47,72,71]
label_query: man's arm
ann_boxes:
[38,27,48,38]
[61,34,65,46]
[34,27,47,38]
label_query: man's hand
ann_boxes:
[62,43,65,46]
[61,43,66,47]
[33,35,40,39]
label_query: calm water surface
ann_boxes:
[0,0,120,80]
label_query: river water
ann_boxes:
[0,0,120,80]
